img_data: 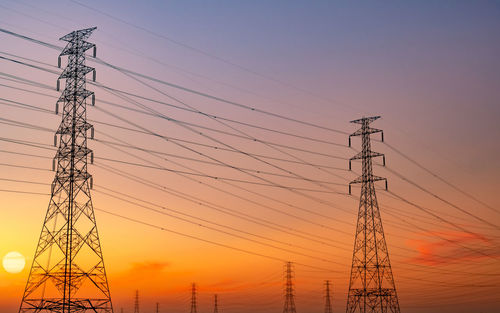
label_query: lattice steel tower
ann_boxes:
[18,27,113,313]
[283,262,297,313]
[346,116,400,313]
[213,294,219,313]
[134,290,139,313]
[325,280,332,313]
[190,283,197,313]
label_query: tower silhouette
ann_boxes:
[18,27,112,313]
[213,294,219,313]
[325,280,332,313]
[283,262,297,313]
[190,283,197,313]
[346,116,400,313]
[134,290,139,313]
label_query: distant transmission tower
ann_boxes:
[134,290,139,313]
[190,283,197,313]
[283,262,297,313]
[346,116,401,313]
[156,302,159,313]
[325,280,332,313]
[18,27,112,313]
[213,294,219,313]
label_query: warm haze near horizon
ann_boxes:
[0,1,499,312]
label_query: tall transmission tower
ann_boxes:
[213,294,219,313]
[346,116,401,313]
[190,283,197,313]
[18,27,112,313]
[134,290,139,313]
[283,262,297,313]
[325,280,332,313]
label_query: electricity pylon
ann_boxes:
[283,262,297,313]
[213,294,219,313]
[134,290,139,313]
[325,280,332,313]
[190,283,197,313]
[346,116,400,313]
[18,27,113,313]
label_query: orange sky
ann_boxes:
[1,1,499,313]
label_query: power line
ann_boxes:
[0,116,348,192]
[385,141,499,215]
[99,67,351,194]
[0,66,350,163]
[3,119,497,268]
[94,206,337,272]
[95,184,340,258]
[3,174,496,284]
[0,137,353,249]
[1,49,348,151]
[0,94,349,170]
[93,187,345,265]
[69,0,358,115]
[2,88,496,258]
[1,21,498,266]
[0,187,337,272]
[2,158,496,282]
[0,27,349,135]
[385,166,499,230]
[92,100,353,223]
[388,190,500,260]
[7,51,496,238]
[2,25,498,236]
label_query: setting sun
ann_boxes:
[2,252,26,274]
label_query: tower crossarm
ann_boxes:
[59,27,97,42]
[350,175,387,185]
[349,127,383,147]
[349,150,385,169]
[350,116,381,124]
[57,88,94,104]
[350,150,384,161]
[60,41,96,56]
[349,175,387,195]
[59,64,95,79]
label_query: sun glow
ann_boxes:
[2,251,26,274]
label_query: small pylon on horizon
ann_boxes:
[324,280,332,313]
[134,290,139,313]
[190,283,197,313]
[214,294,219,313]
[283,262,297,313]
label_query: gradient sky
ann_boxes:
[1,1,499,312]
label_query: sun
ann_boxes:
[2,251,26,274]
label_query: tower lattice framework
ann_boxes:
[213,294,219,313]
[325,280,332,313]
[134,290,139,313]
[190,283,197,313]
[346,116,400,313]
[19,27,113,313]
[283,262,297,313]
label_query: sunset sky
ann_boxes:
[1,1,499,312]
